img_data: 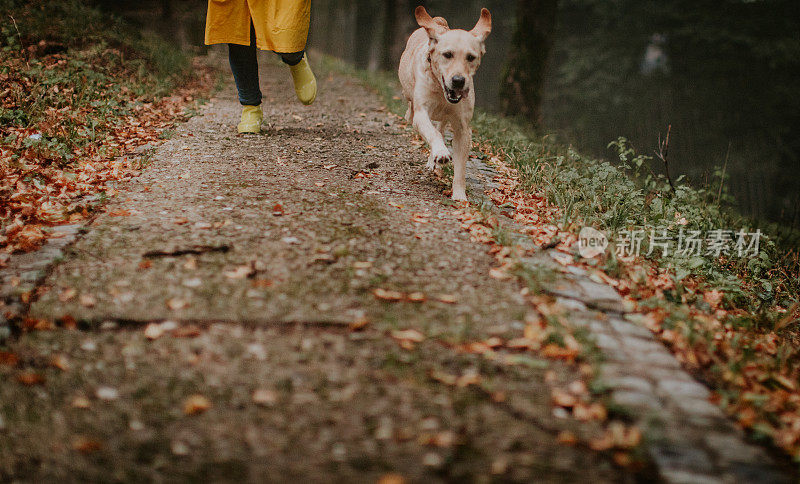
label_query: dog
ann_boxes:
[399,6,492,201]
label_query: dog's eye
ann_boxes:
[443,52,453,59]
[466,54,476,62]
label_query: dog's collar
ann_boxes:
[426,50,438,83]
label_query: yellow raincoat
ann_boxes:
[205,0,311,53]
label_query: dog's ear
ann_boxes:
[470,8,492,42]
[415,6,448,41]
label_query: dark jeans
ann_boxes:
[228,24,304,106]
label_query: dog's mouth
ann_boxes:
[443,77,466,104]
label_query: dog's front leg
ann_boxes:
[413,108,451,170]
[451,121,471,201]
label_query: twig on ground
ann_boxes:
[143,244,231,258]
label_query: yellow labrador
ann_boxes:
[399,6,492,201]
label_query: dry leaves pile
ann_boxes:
[0,46,215,255]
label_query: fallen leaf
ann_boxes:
[456,371,481,387]
[79,294,96,308]
[183,257,198,270]
[377,474,407,484]
[391,329,425,343]
[252,389,278,407]
[71,396,91,409]
[489,268,510,280]
[59,315,78,329]
[144,322,165,340]
[17,371,45,385]
[50,354,70,371]
[251,278,273,289]
[225,265,255,279]
[430,370,458,386]
[613,452,633,467]
[703,290,724,310]
[0,352,19,366]
[183,394,211,415]
[58,288,77,302]
[166,298,188,310]
[552,388,579,409]
[72,436,102,453]
[312,253,336,264]
[550,251,573,266]
[411,212,429,224]
[373,288,404,302]
[349,315,370,331]
[95,386,120,401]
[138,259,152,270]
[573,402,607,422]
[557,430,578,445]
[173,325,202,338]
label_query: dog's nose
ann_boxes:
[451,75,466,89]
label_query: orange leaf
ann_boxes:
[166,298,188,310]
[17,371,45,386]
[0,352,19,366]
[391,329,425,343]
[50,354,70,371]
[377,474,407,484]
[373,288,404,302]
[349,315,370,331]
[551,388,577,408]
[183,395,211,415]
[173,325,202,338]
[72,436,102,453]
[557,430,578,445]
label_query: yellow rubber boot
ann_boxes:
[289,54,317,105]
[237,105,263,134]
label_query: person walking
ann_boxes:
[205,0,317,134]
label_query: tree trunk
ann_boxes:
[161,0,173,20]
[355,0,378,69]
[500,0,558,125]
[381,0,398,71]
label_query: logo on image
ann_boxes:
[578,227,608,259]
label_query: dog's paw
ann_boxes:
[451,189,468,202]
[428,148,452,170]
